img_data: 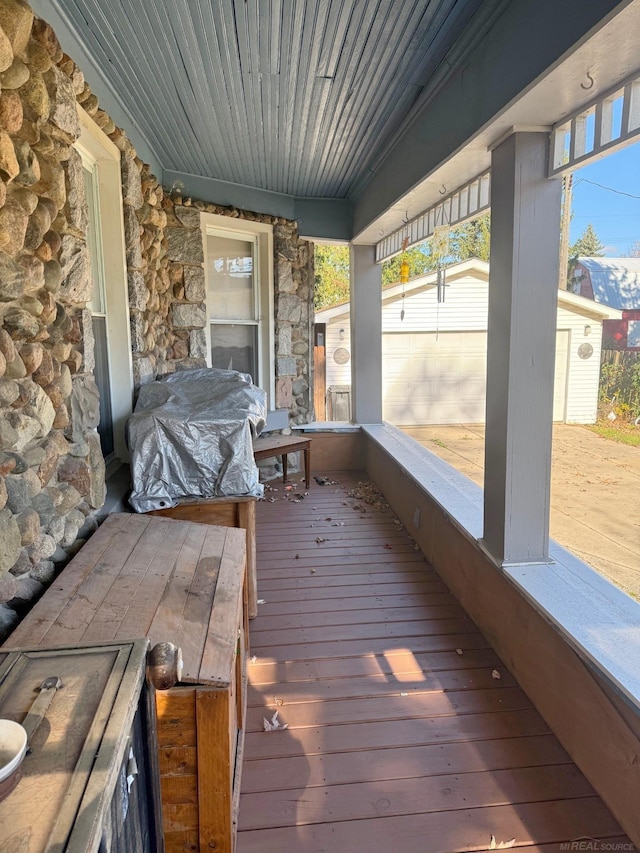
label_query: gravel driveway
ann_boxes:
[402,423,640,599]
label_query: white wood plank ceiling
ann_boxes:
[54,0,483,198]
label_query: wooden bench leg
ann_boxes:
[282,452,288,484]
[304,446,311,489]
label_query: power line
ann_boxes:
[575,177,640,200]
[572,213,637,218]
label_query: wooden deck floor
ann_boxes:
[237,472,633,852]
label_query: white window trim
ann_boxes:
[201,212,275,407]
[76,108,133,463]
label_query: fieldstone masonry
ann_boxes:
[0,0,315,637]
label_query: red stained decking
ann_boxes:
[237,472,632,853]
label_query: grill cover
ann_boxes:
[128,368,266,512]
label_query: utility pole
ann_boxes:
[558,173,573,290]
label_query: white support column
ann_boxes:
[350,244,383,424]
[482,132,562,565]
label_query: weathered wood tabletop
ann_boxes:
[4,513,247,686]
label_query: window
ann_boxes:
[202,214,274,405]
[628,319,640,348]
[83,160,115,459]
[76,110,132,465]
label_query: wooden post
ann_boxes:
[314,323,327,420]
[558,173,573,290]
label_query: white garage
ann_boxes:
[315,259,620,425]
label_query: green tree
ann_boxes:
[568,222,605,281]
[314,213,492,309]
[448,212,491,262]
[314,244,350,310]
[381,244,436,287]
[570,222,605,256]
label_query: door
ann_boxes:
[382,330,569,425]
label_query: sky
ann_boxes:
[570,140,640,256]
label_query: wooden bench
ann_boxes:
[4,513,248,853]
[253,433,311,488]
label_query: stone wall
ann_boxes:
[160,196,314,423]
[0,3,107,636]
[0,1,314,637]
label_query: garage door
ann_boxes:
[382,330,569,425]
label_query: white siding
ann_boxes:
[557,304,603,423]
[382,273,489,333]
[324,319,352,387]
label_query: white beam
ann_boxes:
[482,132,562,565]
[376,172,491,262]
[550,69,640,176]
[350,245,383,424]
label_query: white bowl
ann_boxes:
[0,720,28,783]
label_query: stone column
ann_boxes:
[482,131,562,565]
[350,244,382,424]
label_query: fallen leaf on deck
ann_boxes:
[400,692,408,697]
[295,554,300,559]
[250,655,257,664]
[284,485,293,491]
[491,669,501,680]
[384,544,393,550]
[273,696,284,706]
[332,521,345,527]
[257,599,266,604]
[263,710,288,731]
[325,517,332,521]
[456,648,463,655]
[393,519,402,525]
[310,569,316,574]
[315,537,327,544]
[489,836,516,849]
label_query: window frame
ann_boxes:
[76,109,133,463]
[201,212,275,407]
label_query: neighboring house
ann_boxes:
[572,257,640,350]
[315,259,621,425]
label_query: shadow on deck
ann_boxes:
[238,471,633,853]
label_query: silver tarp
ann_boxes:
[128,368,266,513]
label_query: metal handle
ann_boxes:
[22,677,63,743]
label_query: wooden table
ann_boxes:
[4,513,248,853]
[149,494,258,619]
[253,433,311,488]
